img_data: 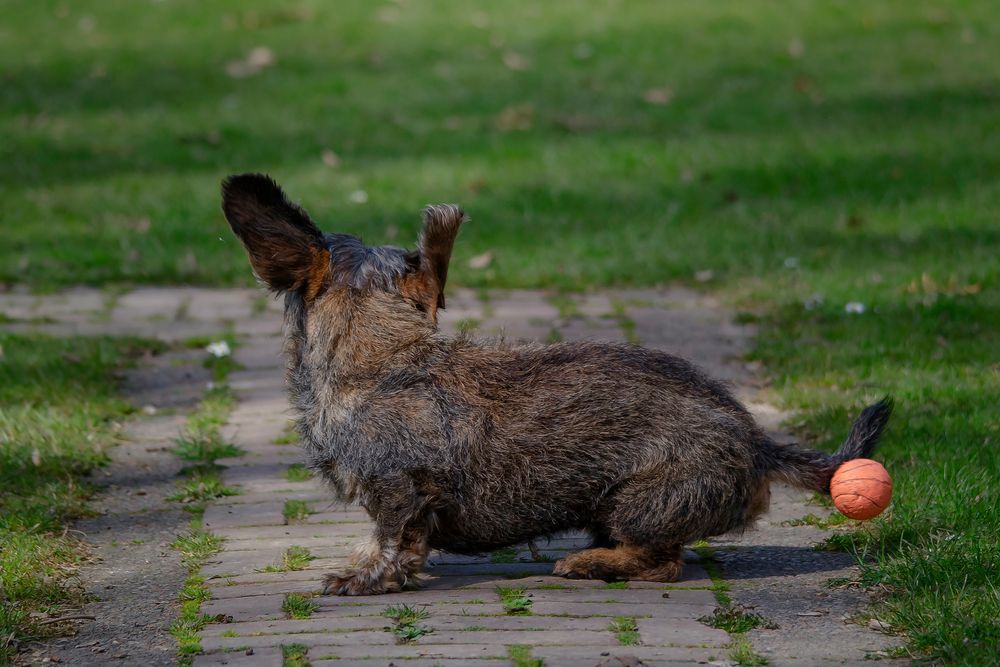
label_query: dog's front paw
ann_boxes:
[321,569,401,596]
[553,554,601,580]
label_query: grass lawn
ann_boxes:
[2,1,997,663]
[0,334,153,662]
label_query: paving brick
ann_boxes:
[203,503,285,529]
[203,630,394,651]
[532,645,722,664]
[635,618,730,648]
[192,646,282,666]
[530,601,716,619]
[304,643,511,661]
[201,594,285,622]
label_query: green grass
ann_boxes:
[490,546,518,563]
[752,296,999,663]
[692,544,733,606]
[274,422,299,446]
[5,1,995,294]
[609,616,640,645]
[700,606,777,634]
[168,383,239,505]
[382,604,431,642]
[167,469,239,504]
[286,464,312,482]
[185,386,235,435]
[782,512,849,529]
[172,433,244,464]
[3,2,998,662]
[282,593,318,620]
[281,643,311,667]
[170,527,223,660]
[730,636,769,667]
[283,499,313,523]
[497,587,533,615]
[261,545,316,573]
[0,334,152,663]
[508,644,544,667]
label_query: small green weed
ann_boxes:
[281,642,311,667]
[549,293,581,318]
[167,470,238,503]
[171,530,222,569]
[692,544,732,605]
[286,464,312,482]
[497,587,532,615]
[383,604,431,642]
[508,644,543,667]
[260,546,314,572]
[383,604,429,625]
[274,422,299,445]
[283,593,318,620]
[173,433,244,463]
[700,606,777,634]
[456,318,480,334]
[169,530,222,659]
[283,500,313,523]
[490,546,518,563]
[609,616,640,645]
[730,636,768,666]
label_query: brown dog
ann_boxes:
[222,173,892,595]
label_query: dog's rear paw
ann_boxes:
[637,559,683,583]
[321,569,401,596]
[553,551,622,581]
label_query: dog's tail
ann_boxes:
[761,397,893,493]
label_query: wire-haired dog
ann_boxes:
[222,173,893,595]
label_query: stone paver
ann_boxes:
[0,286,905,666]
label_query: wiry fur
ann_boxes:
[221,173,894,594]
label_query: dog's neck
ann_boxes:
[282,289,437,416]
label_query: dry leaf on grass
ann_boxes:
[494,103,534,131]
[468,251,494,269]
[643,87,673,105]
[226,46,276,78]
[321,149,341,168]
[503,51,531,71]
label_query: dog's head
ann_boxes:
[221,173,466,323]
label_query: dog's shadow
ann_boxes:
[708,544,859,580]
[420,542,854,589]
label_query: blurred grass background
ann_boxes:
[1,1,997,663]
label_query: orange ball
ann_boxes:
[830,458,893,520]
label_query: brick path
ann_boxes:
[1,287,903,666]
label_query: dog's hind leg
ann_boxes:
[561,466,757,583]
[552,543,682,582]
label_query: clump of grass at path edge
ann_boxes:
[168,346,236,661]
[167,385,241,505]
[3,2,999,663]
[0,334,154,662]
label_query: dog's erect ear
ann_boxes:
[221,173,329,294]
[404,204,466,317]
